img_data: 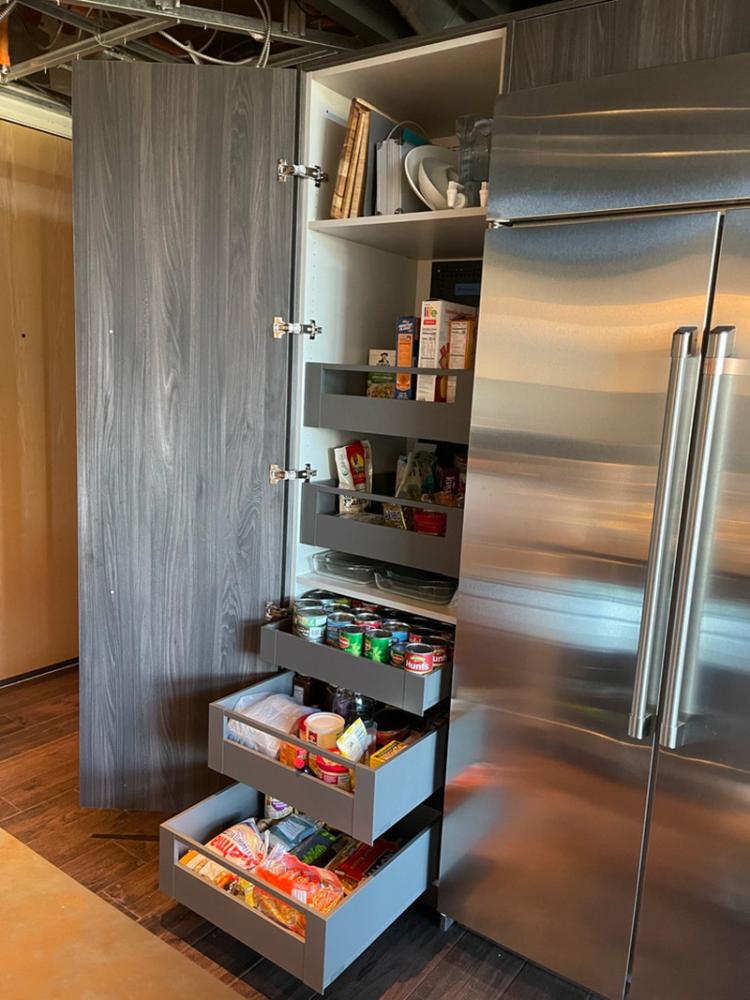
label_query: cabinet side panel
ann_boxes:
[74,64,296,809]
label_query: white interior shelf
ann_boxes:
[308,207,487,260]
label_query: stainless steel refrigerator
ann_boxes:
[438,52,750,1000]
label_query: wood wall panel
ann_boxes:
[74,65,296,809]
[0,120,77,681]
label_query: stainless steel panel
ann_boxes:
[631,209,750,1000]
[489,51,750,222]
[439,212,719,1000]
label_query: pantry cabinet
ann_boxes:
[73,1,750,991]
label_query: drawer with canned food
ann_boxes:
[260,594,453,716]
[207,671,448,844]
[160,782,439,993]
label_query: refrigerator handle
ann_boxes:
[659,326,736,750]
[628,328,701,741]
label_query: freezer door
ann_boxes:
[438,212,719,1000]
[74,64,297,809]
[630,210,750,1000]
[490,51,750,222]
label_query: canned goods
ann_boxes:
[326,611,356,648]
[365,629,392,662]
[351,599,380,612]
[389,642,407,667]
[380,620,411,642]
[404,642,434,674]
[301,712,345,748]
[294,603,327,643]
[408,625,434,643]
[354,612,382,630]
[301,589,338,606]
[424,636,448,667]
[339,625,365,656]
[329,601,353,613]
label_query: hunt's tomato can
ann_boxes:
[424,636,449,667]
[354,611,382,631]
[408,625,434,643]
[404,643,434,674]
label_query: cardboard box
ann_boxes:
[395,316,419,399]
[446,316,477,403]
[367,349,396,398]
[417,300,476,402]
[448,316,477,370]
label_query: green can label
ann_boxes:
[339,626,364,656]
[365,629,392,662]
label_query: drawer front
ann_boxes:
[260,621,452,715]
[160,783,439,992]
[208,674,448,844]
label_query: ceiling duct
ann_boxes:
[390,0,468,34]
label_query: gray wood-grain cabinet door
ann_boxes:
[74,64,297,810]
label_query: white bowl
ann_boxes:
[404,145,458,210]
[418,158,459,211]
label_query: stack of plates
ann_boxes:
[404,146,459,211]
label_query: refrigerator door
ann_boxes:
[438,211,719,1000]
[630,210,750,1000]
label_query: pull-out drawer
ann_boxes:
[260,620,452,715]
[160,783,439,993]
[208,672,448,844]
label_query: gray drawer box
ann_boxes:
[260,620,452,715]
[208,672,448,844]
[300,479,463,577]
[160,783,439,992]
[304,362,473,445]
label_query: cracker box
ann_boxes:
[367,349,396,398]
[416,300,476,402]
[395,316,419,399]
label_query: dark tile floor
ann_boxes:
[0,667,594,999]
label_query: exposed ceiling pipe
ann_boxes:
[390,0,468,34]
[21,0,179,62]
[51,0,357,50]
[311,1,410,44]
[0,14,172,81]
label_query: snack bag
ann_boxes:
[179,817,267,890]
[334,440,373,515]
[247,847,345,934]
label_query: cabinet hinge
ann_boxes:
[265,601,291,622]
[277,158,328,188]
[273,316,322,340]
[269,463,317,485]
[486,219,504,230]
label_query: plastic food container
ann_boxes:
[311,550,383,584]
[315,753,352,791]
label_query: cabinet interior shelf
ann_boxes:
[308,207,487,259]
[297,573,456,625]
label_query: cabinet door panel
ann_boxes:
[508,2,616,91]
[614,0,750,73]
[74,64,296,809]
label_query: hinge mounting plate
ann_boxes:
[277,158,328,187]
[269,463,317,485]
[273,316,321,340]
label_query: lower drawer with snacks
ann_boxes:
[207,671,448,844]
[160,783,439,992]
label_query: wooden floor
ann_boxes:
[0,667,595,1000]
